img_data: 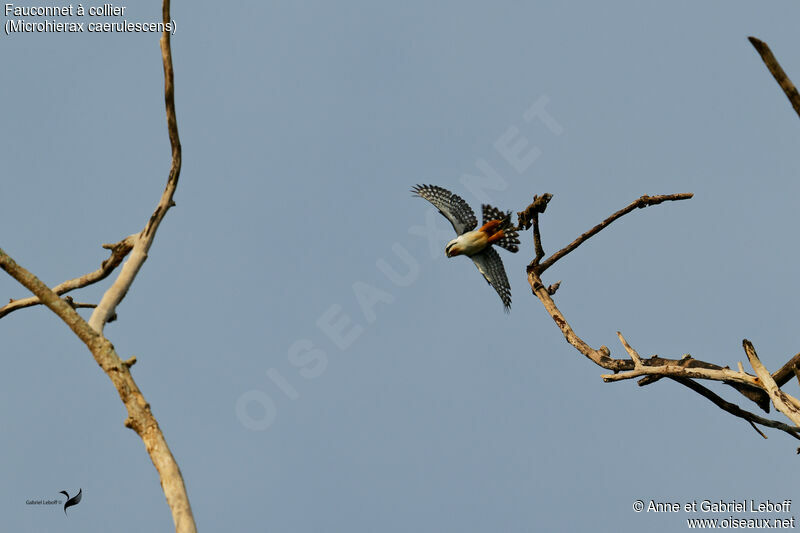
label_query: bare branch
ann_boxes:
[528,269,765,398]
[0,250,102,346]
[602,358,760,388]
[520,37,800,444]
[516,193,552,232]
[748,421,768,440]
[669,377,800,441]
[528,269,616,368]
[531,257,794,435]
[88,0,182,334]
[748,37,800,120]
[516,193,551,267]
[617,331,642,367]
[531,273,754,396]
[535,193,693,274]
[772,351,800,388]
[524,192,800,434]
[63,296,97,311]
[0,248,195,532]
[744,340,800,426]
[0,236,135,319]
[3,1,195,530]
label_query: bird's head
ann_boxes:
[445,239,461,257]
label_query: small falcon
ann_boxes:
[412,184,520,311]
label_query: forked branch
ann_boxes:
[532,193,693,274]
[88,0,182,334]
[0,236,135,319]
[1,1,195,531]
[523,37,800,443]
[528,236,800,440]
[0,250,196,531]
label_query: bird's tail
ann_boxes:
[482,205,520,253]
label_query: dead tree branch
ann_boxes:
[528,262,767,409]
[772,351,800,388]
[533,193,693,274]
[524,187,800,441]
[748,37,800,119]
[1,1,195,531]
[0,236,135,319]
[744,340,800,426]
[668,377,800,441]
[523,34,800,433]
[0,251,195,531]
[88,0,182,334]
[516,193,552,266]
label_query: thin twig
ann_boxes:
[748,421,768,440]
[617,332,642,367]
[748,37,800,120]
[63,296,97,310]
[535,193,693,274]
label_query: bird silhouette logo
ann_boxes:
[59,488,82,516]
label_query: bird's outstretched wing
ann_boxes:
[412,184,477,235]
[470,247,512,311]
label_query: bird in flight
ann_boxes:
[413,184,519,310]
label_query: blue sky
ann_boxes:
[2,1,800,531]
